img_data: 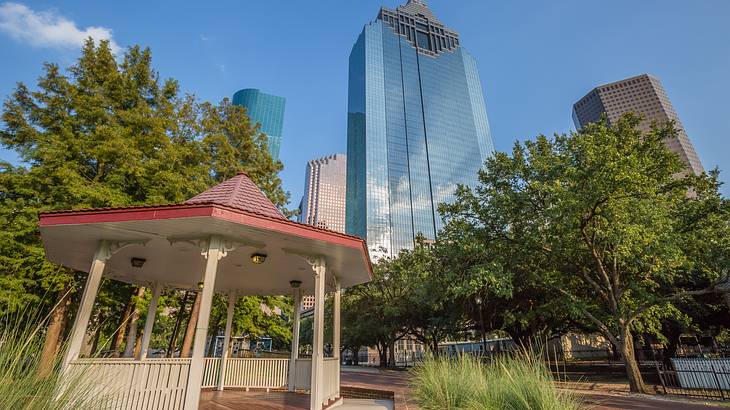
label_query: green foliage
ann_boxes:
[412,353,581,410]
[440,114,730,390]
[208,295,293,351]
[0,39,292,351]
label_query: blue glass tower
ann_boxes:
[232,89,286,160]
[346,0,494,256]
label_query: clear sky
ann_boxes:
[1,0,729,203]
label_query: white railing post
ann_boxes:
[217,290,236,391]
[288,282,302,392]
[138,282,163,360]
[62,240,110,372]
[333,278,341,398]
[310,257,326,410]
[184,236,223,410]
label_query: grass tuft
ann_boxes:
[0,307,104,409]
[412,352,582,410]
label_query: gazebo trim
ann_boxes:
[39,202,373,279]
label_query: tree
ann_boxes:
[0,38,291,369]
[441,115,730,393]
[397,238,467,353]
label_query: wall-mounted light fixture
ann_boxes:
[250,253,267,264]
[197,281,204,290]
[131,257,146,268]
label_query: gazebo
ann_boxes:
[39,172,372,410]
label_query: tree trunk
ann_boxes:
[388,340,396,367]
[352,347,360,366]
[133,333,143,358]
[181,290,202,358]
[90,326,102,355]
[110,288,135,355]
[620,325,649,394]
[167,291,190,357]
[123,287,146,357]
[38,285,72,378]
[377,341,388,367]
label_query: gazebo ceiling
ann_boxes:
[39,173,372,294]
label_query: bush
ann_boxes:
[412,353,582,410]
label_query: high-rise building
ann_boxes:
[298,154,347,312]
[346,0,494,257]
[232,88,286,161]
[299,154,347,233]
[572,74,703,175]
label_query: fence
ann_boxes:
[656,359,730,401]
[66,358,191,410]
[202,357,290,389]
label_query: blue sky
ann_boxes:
[1,0,729,202]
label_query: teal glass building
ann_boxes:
[346,0,494,256]
[232,89,286,160]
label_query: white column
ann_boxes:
[137,282,163,360]
[333,278,341,397]
[310,257,326,410]
[184,236,223,410]
[62,240,110,372]
[288,283,302,392]
[216,290,236,391]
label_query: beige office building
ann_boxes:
[298,154,347,311]
[573,74,703,175]
[299,154,347,233]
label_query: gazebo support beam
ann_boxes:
[138,282,163,360]
[288,284,302,392]
[61,240,111,372]
[184,236,223,410]
[217,290,236,391]
[309,257,326,410]
[333,278,341,398]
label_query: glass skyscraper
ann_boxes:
[232,88,286,160]
[346,0,494,257]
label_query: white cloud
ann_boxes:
[0,2,120,54]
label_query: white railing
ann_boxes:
[294,358,312,390]
[202,358,290,389]
[322,358,340,404]
[66,358,191,410]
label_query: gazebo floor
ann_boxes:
[199,389,310,410]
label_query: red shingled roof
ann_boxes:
[185,172,286,220]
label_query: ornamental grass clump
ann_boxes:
[0,309,103,409]
[412,353,582,410]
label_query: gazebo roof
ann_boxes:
[185,172,286,220]
[39,173,372,295]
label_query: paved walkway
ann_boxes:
[579,390,719,409]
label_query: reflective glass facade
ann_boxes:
[346,1,494,257]
[232,88,286,161]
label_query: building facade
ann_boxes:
[572,74,704,175]
[232,88,286,161]
[346,0,494,257]
[298,154,347,312]
[299,154,347,233]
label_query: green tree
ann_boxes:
[441,115,730,393]
[0,39,291,369]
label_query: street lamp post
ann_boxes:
[475,296,487,356]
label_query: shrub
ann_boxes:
[412,353,582,410]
